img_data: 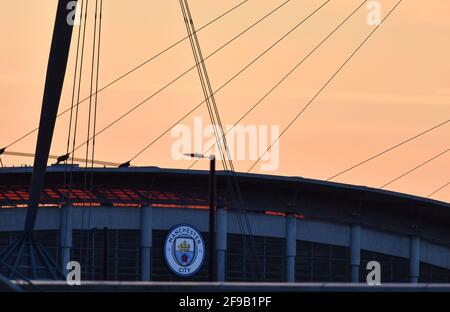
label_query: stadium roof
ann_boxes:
[0,164,447,207]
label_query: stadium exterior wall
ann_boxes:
[1,205,450,282]
[1,166,450,283]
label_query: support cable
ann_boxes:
[427,182,449,198]
[61,0,86,281]
[180,0,231,174]
[125,0,331,164]
[328,119,449,181]
[84,0,99,176]
[87,0,103,238]
[63,0,86,192]
[190,0,368,169]
[69,0,89,262]
[69,0,89,176]
[80,0,101,271]
[380,148,449,189]
[91,0,103,182]
[247,0,404,173]
[1,0,251,150]
[0,258,42,291]
[78,0,293,161]
[180,0,262,277]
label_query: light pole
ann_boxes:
[185,153,216,282]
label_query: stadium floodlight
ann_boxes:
[184,153,216,281]
[183,153,215,160]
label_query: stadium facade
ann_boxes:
[0,165,450,283]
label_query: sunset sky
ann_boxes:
[0,0,449,202]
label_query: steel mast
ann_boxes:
[0,0,77,280]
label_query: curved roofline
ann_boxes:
[0,165,448,208]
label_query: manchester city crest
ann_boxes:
[164,224,205,276]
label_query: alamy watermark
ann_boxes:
[171,117,280,172]
[66,1,81,26]
[66,261,81,286]
[366,261,381,286]
[367,1,382,26]
[67,1,383,26]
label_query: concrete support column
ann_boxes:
[350,224,361,283]
[140,205,153,281]
[409,236,420,283]
[216,206,227,282]
[59,204,73,277]
[285,214,297,282]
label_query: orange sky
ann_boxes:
[0,0,449,202]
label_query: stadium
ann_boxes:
[1,165,450,284]
[1,1,449,293]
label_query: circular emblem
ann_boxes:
[164,224,205,277]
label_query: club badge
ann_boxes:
[164,224,205,276]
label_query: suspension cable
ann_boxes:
[91,0,103,178]
[247,0,404,173]
[74,0,293,159]
[427,182,449,198]
[181,0,268,278]
[83,0,102,264]
[328,119,449,181]
[65,0,85,163]
[180,0,231,172]
[61,0,86,279]
[380,148,449,189]
[69,0,89,174]
[72,0,90,262]
[84,0,99,175]
[126,0,330,164]
[2,0,251,151]
[63,0,86,199]
[190,0,368,169]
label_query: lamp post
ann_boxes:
[185,153,216,281]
